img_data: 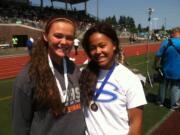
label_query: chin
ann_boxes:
[98,62,108,69]
[55,52,65,58]
[98,60,113,69]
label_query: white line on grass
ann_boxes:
[145,111,173,135]
[0,96,12,101]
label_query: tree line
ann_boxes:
[102,15,165,34]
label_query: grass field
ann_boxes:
[0,79,14,135]
[0,53,171,135]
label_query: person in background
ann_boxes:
[80,23,147,135]
[154,27,180,110]
[74,37,80,55]
[12,16,86,135]
[12,37,18,48]
[26,37,34,56]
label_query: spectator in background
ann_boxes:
[129,35,134,44]
[26,37,34,56]
[12,16,86,135]
[154,27,180,110]
[80,23,147,135]
[12,37,18,48]
[74,37,80,55]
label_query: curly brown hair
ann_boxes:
[28,16,76,117]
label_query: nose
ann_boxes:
[96,47,102,54]
[60,37,68,45]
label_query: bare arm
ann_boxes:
[128,106,144,135]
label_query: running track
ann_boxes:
[0,42,160,80]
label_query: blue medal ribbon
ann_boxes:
[92,63,116,101]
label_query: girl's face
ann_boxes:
[44,21,75,60]
[89,32,116,69]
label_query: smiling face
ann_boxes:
[89,32,116,69]
[44,20,75,62]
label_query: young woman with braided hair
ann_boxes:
[80,23,147,135]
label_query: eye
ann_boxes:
[54,33,64,39]
[89,45,96,51]
[99,43,106,48]
[54,33,74,41]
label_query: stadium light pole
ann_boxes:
[146,8,154,87]
[96,0,99,21]
[164,17,167,31]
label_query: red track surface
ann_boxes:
[152,109,180,135]
[0,43,160,80]
[0,56,29,80]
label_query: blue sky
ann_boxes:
[31,0,180,29]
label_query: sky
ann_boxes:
[31,0,180,29]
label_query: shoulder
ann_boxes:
[13,63,34,96]
[66,58,81,77]
[113,64,141,86]
[115,64,137,77]
[15,63,30,83]
[171,38,180,44]
[161,39,169,46]
[156,39,169,56]
[66,58,79,70]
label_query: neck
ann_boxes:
[49,53,63,65]
[101,60,115,70]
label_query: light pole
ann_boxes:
[96,0,99,21]
[146,8,154,87]
[148,8,154,37]
[164,17,167,32]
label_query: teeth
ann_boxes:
[57,44,72,54]
[58,44,62,48]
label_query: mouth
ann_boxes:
[95,56,106,63]
[57,44,72,55]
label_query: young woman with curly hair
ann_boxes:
[12,16,86,135]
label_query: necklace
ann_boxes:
[90,63,116,111]
[48,55,68,103]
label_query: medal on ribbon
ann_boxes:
[90,102,98,111]
[90,63,116,112]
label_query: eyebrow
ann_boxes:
[53,33,74,40]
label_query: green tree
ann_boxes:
[118,16,136,32]
[161,25,165,31]
[137,24,142,32]
[126,16,136,33]
[112,15,117,25]
[118,16,126,30]
[104,15,117,25]
[40,0,43,8]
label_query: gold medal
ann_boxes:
[90,102,98,111]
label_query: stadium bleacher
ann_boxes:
[0,0,96,46]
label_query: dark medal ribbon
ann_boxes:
[90,63,116,111]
